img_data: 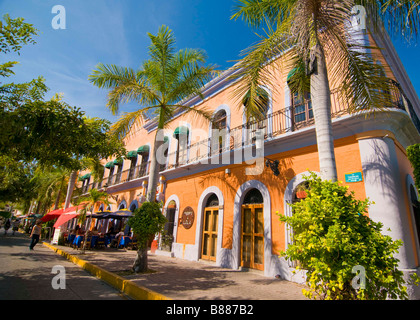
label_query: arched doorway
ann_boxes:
[162,200,177,252]
[201,193,219,261]
[241,188,264,271]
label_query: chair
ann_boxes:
[83,236,92,250]
[127,237,137,250]
[97,237,105,248]
[90,235,99,248]
[67,234,75,246]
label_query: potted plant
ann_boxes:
[295,184,308,199]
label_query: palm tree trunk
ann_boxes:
[132,242,148,273]
[310,44,338,182]
[64,171,78,209]
[53,176,66,210]
[146,133,165,202]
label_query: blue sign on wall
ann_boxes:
[345,172,363,183]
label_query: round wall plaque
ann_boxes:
[181,206,195,229]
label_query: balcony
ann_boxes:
[80,80,414,194]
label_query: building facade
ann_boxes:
[76,21,420,297]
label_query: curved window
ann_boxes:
[205,194,219,207]
[210,109,228,155]
[243,188,263,204]
[118,201,126,210]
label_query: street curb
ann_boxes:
[43,242,171,300]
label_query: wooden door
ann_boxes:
[201,207,219,261]
[241,204,264,271]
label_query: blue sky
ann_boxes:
[1,0,419,123]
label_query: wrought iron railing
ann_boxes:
[80,81,411,194]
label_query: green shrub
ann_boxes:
[407,144,420,190]
[279,172,416,300]
[128,201,167,250]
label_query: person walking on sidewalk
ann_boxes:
[12,219,20,235]
[3,219,10,235]
[29,220,42,250]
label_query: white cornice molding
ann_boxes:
[370,26,420,116]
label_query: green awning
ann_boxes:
[173,126,189,138]
[137,145,150,154]
[105,161,115,169]
[126,150,138,159]
[287,67,299,83]
[113,158,123,165]
[81,173,91,180]
[242,87,268,107]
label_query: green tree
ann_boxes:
[231,0,420,182]
[279,172,418,300]
[128,201,167,272]
[89,25,217,202]
[407,144,420,190]
[31,166,70,214]
[0,155,35,205]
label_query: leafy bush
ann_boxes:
[279,172,416,300]
[128,201,167,273]
[407,144,420,190]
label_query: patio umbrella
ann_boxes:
[102,209,133,219]
[90,210,112,219]
[41,208,64,222]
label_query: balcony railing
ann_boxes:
[80,80,411,194]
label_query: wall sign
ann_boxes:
[181,206,195,229]
[345,172,363,183]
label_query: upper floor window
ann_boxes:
[212,110,227,130]
[291,92,313,125]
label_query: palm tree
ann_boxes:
[231,0,419,182]
[89,25,217,202]
[76,188,111,253]
[32,166,70,214]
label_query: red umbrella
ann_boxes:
[40,208,64,222]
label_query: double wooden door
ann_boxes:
[201,207,219,261]
[241,204,264,271]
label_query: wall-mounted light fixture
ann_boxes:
[265,158,280,176]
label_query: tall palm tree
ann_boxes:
[231,0,419,181]
[32,166,70,214]
[76,188,111,253]
[89,25,217,202]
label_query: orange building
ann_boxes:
[74,18,420,296]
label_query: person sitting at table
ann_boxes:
[110,230,124,248]
[88,227,99,236]
[71,225,82,235]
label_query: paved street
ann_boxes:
[46,242,309,300]
[0,228,309,301]
[0,228,126,300]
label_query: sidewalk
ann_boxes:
[44,242,308,300]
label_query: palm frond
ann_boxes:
[231,0,296,28]
[167,103,215,129]
[89,63,138,89]
[109,106,156,140]
[360,0,420,42]
[229,24,291,120]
